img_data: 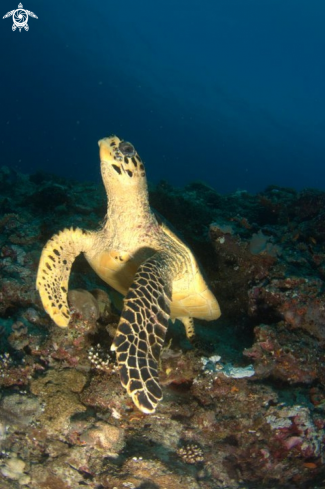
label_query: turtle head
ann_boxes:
[98,135,146,190]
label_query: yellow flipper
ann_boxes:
[36,228,95,327]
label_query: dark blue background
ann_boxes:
[1,0,324,193]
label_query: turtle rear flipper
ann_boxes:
[112,252,172,413]
[36,228,95,327]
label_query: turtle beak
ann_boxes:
[98,138,112,162]
[98,136,121,162]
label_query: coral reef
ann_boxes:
[0,166,324,488]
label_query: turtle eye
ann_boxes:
[119,141,135,157]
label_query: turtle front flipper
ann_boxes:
[111,252,172,414]
[36,228,95,327]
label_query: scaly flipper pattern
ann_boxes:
[36,228,95,327]
[111,252,172,413]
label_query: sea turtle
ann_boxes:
[36,135,221,413]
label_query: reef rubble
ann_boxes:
[0,166,324,488]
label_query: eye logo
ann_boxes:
[3,3,38,32]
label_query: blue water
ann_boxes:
[1,0,324,193]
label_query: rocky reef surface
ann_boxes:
[0,165,324,488]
